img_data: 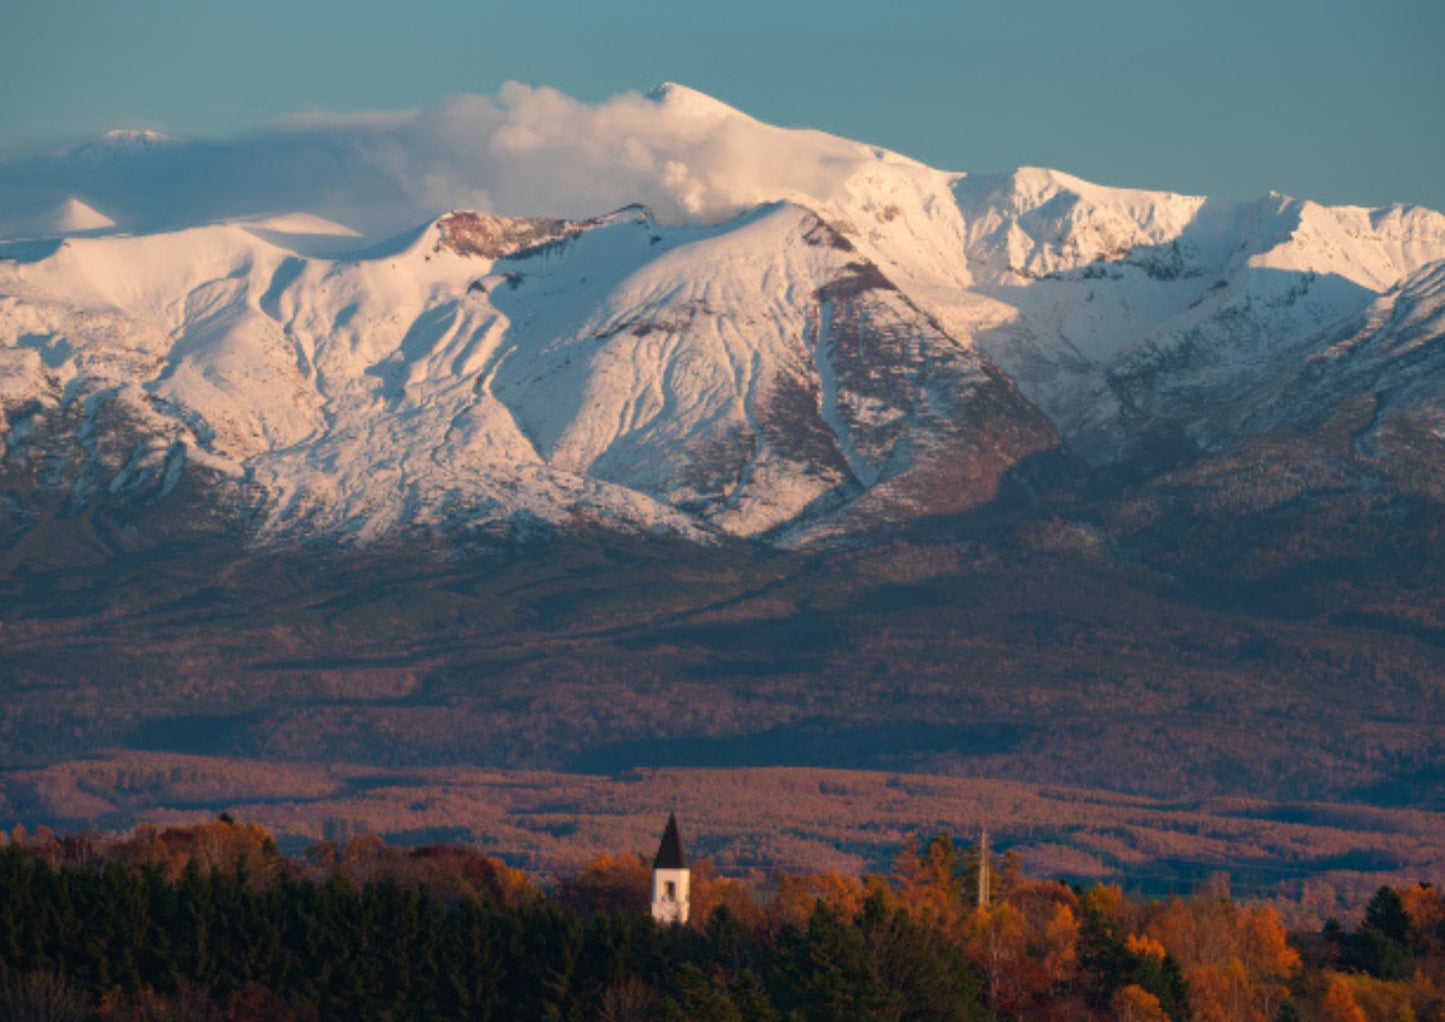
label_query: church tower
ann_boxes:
[651,813,689,924]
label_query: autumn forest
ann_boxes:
[0,819,1441,1021]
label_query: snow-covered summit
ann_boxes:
[645,82,743,124]
[68,128,179,164]
[0,197,119,240]
[54,197,116,232]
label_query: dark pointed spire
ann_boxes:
[653,812,686,869]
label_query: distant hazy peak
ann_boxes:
[68,128,179,163]
[53,197,115,232]
[98,128,176,144]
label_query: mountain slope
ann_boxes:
[0,202,1057,544]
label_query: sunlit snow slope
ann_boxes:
[3,84,1444,545]
[0,204,1054,543]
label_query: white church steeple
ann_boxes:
[650,813,690,924]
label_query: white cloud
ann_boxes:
[0,83,886,242]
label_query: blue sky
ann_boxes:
[3,0,1442,210]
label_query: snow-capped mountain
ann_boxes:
[2,84,1444,546]
[65,128,179,166]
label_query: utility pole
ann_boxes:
[977,827,990,908]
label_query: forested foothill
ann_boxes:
[5,420,1445,813]
[5,753,1441,935]
[1,820,1443,1020]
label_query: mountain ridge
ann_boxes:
[2,86,1445,548]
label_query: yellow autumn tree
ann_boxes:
[1317,976,1367,1022]
[1081,882,1133,932]
[1334,971,1441,1022]
[1145,898,1297,1022]
[1113,983,1170,1022]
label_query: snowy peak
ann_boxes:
[1254,199,1445,292]
[0,196,120,240]
[645,82,746,123]
[67,128,179,165]
[3,223,289,321]
[948,167,1445,293]
[52,197,116,233]
[954,168,1210,282]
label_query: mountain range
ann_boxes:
[5,83,1445,550]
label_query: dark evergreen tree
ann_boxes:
[1344,885,1413,979]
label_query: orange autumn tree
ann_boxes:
[557,852,651,915]
[109,819,284,886]
[404,844,541,908]
[890,833,969,938]
[964,881,1083,1019]
[765,870,866,935]
[1113,983,1171,1022]
[1011,880,1082,990]
[1316,976,1368,1022]
[885,835,1090,1019]
[335,834,393,884]
[688,859,764,930]
[1400,882,1445,958]
[304,834,538,907]
[1145,897,1298,1022]
[964,900,1029,1016]
[808,869,867,921]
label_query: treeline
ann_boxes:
[0,823,1441,1020]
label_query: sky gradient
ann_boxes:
[3,0,1443,211]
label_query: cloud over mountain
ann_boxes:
[0,83,887,240]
